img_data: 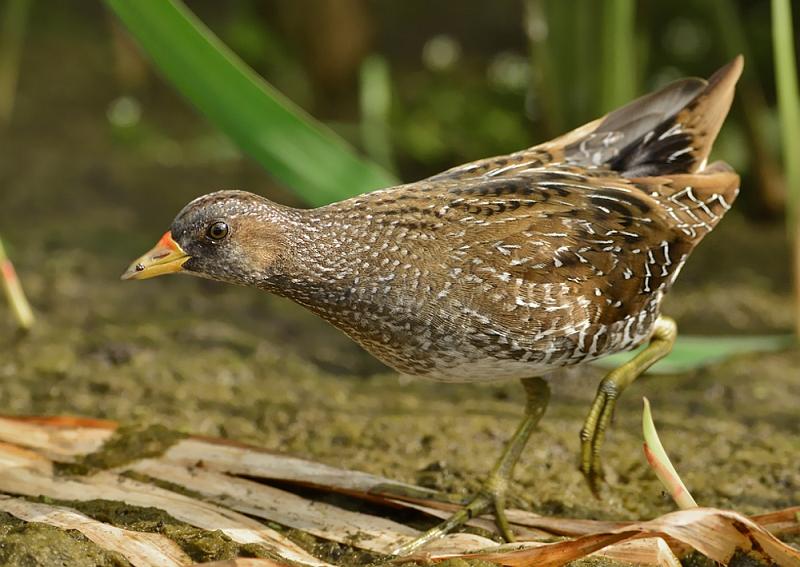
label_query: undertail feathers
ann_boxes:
[636,161,740,243]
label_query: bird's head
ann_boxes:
[121,190,289,286]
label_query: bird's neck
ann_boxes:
[259,207,375,314]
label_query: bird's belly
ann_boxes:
[410,353,568,383]
[354,305,661,383]
[297,288,664,383]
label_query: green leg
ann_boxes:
[392,377,550,556]
[579,315,677,494]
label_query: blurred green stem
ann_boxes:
[771,0,800,339]
[0,238,35,331]
[359,55,395,174]
[527,0,632,137]
[0,0,31,124]
[600,0,636,113]
[525,0,565,138]
[711,0,787,214]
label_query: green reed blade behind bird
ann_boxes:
[595,334,795,374]
[103,0,397,206]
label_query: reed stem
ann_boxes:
[0,0,31,124]
[771,0,800,339]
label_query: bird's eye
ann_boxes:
[206,221,229,241]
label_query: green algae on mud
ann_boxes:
[27,497,290,565]
[284,527,387,566]
[55,423,187,476]
[0,511,130,567]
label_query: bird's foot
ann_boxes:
[579,378,618,495]
[392,376,550,557]
[391,473,513,556]
[579,316,677,495]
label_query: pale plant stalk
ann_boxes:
[0,238,35,330]
[642,397,697,510]
[359,55,395,174]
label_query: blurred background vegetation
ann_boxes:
[2,1,795,205]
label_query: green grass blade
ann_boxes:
[594,334,795,374]
[104,0,397,206]
[600,0,636,113]
[525,0,566,137]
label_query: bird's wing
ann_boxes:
[424,173,687,322]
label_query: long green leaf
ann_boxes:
[104,0,397,206]
[595,334,795,374]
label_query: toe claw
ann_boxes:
[583,463,604,498]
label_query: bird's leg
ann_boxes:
[580,315,677,494]
[392,376,550,556]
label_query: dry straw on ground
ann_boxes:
[0,416,796,566]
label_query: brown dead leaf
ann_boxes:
[407,508,800,567]
[0,417,797,567]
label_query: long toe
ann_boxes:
[391,488,500,556]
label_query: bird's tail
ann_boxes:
[550,56,743,243]
[556,55,743,178]
[638,161,740,242]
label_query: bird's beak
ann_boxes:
[121,231,190,280]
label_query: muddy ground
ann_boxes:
[0,7,798,566]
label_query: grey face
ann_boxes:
[169,190,279,286]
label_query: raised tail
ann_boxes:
[562,56,743,178]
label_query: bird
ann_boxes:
[122,56,743,554]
